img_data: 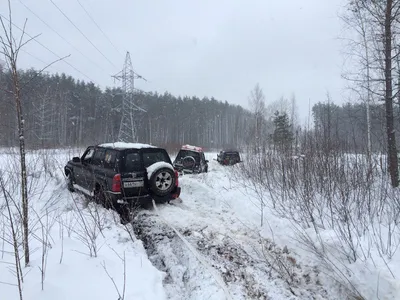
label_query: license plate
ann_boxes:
[123,181,144,188]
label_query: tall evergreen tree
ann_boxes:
[272,111,294,153]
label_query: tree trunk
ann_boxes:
[384,0,399,187]
[364,26,372,166]
[11,66,30,266]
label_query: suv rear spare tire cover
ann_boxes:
[182,156,196,168]
[149,167,176,196]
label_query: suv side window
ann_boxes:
[92,148,106,166]
[104,149,117,170]
[82,147,95,163]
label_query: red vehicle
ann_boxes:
[173,144,209,174]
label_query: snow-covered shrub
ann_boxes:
[234,144,400,298]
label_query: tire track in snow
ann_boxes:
[152,200,235,300]
[132,169,330,300]
[132,209,231,300]
[133,204,276,300]
[176,173,331,299]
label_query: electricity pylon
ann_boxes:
[112,51,146,142]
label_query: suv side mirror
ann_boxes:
[72,157,80,163]
[205,160,209,163]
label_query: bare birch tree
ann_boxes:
[341,0,374,165]
[248,83,267,151]
[343,0,400,187]
[290,93,299,130]
[0,1,67,267]
[382,0,399,187]
[0,3,31,266]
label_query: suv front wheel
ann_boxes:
[66,173,75,192]
[149,167,176,197]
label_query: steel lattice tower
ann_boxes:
[112,51,146,142]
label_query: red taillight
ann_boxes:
[174,170,179,186]
[112,174,121,192]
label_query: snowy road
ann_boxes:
[132,158,330,300]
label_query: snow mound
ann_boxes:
[147,162,174,180]
[98,142,156,149]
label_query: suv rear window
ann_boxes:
[225,152,239,156]
[124,152,141,172]
[142,149,170,168]
[176,150,200,162]
[122,148,171,172]
[224,152,240,160]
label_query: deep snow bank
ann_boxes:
[0,149,166,300]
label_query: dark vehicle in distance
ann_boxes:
[217,150,241,166]
[173,144,209,174]
[64,142,181,212]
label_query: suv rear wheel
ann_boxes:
[149,167,176,196]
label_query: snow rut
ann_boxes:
[132,210,229,300]
[131,170,330,300]
[132,207,325,300]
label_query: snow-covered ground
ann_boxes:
[1,149,399,299]
[0,149,166,300]
[135,153,336,300]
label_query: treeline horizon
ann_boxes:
[312,101,400,153]
[0,68,255,151]
[0,67,394,154]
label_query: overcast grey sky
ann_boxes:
[1,0,347,122]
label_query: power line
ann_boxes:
[0,12,95,82]
[18,0,109,74]
[76,0,123,57]
[21,48,57,69]
[18,49,68,90]
[49,0,117,69]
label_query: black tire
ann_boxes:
[94,186,110,208]
[66,173,75,192]
[204,166,208,173]
[149,167,176,197]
